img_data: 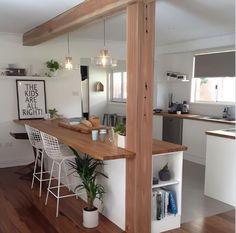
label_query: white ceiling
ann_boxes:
[0,0,234,46]
[0,0,84,33]
[156,0,235,45]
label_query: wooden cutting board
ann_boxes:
[58,122,108,134]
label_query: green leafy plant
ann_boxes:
[68,147,108,211]
[114,123,126,136]
[46,59,60,72]
[48,108,58,118]
[45,59,61,77]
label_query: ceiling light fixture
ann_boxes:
[93,19,117,68]
[65,33,73,70]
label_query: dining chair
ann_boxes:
[40,131,81,217]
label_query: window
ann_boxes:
[191,51,235,104]
[192,77,235,103]
[110,71,127,102]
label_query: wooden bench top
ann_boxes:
[14,119,187,160]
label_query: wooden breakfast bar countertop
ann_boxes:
[14,119,135,161]
[14,119,187,160]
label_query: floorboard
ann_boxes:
[0,166,123,233]
[0,166,235,233]
[165,210,235,233]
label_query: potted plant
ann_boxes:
[114,123,126,148]
[45,59,61,77]
[48,108,59,119]
[68,147,108,228]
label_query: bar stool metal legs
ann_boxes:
[31,148,44,197]
[41,131,83,217]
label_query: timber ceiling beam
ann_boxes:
[23,0,145,46]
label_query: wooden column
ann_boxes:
[126,1,155,233]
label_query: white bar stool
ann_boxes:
[40,131,80,217]
[25,124,45,197]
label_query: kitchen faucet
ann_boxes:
[222,106,230,119]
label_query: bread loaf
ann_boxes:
[89,116,100,127]
[81,119,93,128]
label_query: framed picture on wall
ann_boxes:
[16,80,47,120]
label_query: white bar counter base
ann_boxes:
[205,130,236,207]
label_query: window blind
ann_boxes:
[194,51,235,78]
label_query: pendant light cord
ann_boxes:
[103,19,106,48]
[67,33,70,56]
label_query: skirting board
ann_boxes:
[0,159,34,168]
[183,152,205,165]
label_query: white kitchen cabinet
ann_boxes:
[204,135,236,206]
[182,120,232,165]
[153,115,163,140]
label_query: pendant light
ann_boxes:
[65,33,73,70]
[93,19,117,68]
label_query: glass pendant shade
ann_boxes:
[92,19,117,68]
[65,56,73,70]
[65,33,73,70]
[93,48,117,67]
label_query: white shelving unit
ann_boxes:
[152,151,183,233]
[152,179,179,189]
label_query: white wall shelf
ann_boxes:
[1,76,49,80]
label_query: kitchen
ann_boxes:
[0,0,235,233]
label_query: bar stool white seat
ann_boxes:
[25,124,45,197]
[40,131,81,217]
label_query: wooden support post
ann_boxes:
[126,1,155,233]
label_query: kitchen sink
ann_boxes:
[222,128,235,132]
[208,116,222,119]
[208,116,235,121]
[224,118,236,121]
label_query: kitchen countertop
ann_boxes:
[206,129,235,140]
[154,112,235,125]
[152,139,187,155]
[14,119,187,158]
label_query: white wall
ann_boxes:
[154,34,235,116]
[0,32,127,228]
[107,34,236,117]
[80,58,109,121]
[89,66,108,120]
[0,31,234,167]
[0,32,126,167]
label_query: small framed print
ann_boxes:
[16,80,47,120]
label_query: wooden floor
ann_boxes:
[0,166,235,233]
[165,210,235,233]
[0,166,123,233]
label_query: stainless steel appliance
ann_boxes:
[162,117,183,145]
[182,101,189,114]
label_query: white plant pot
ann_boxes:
[117,134,126,148]
[83,208,99,228]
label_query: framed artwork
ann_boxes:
[16,80,47,120]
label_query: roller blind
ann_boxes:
[194,51,235,78]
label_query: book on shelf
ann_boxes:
[152,188,177,221]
